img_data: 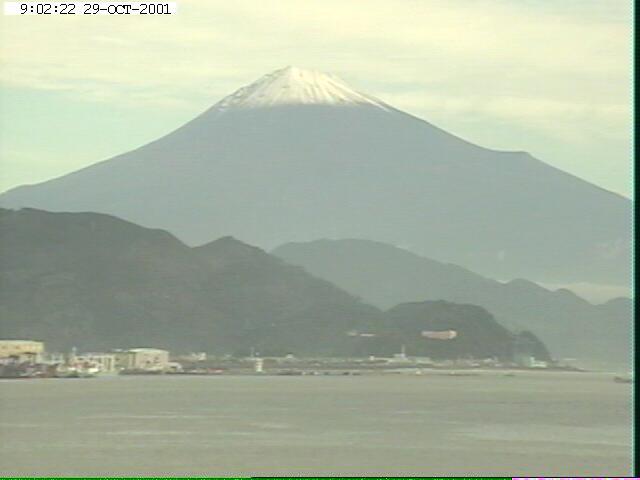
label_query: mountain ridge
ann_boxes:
[272,238,631,366]
[0,207,545,361]
[0,67,630,286]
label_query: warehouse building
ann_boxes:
[0,340,44,363]
[113,348,170,371]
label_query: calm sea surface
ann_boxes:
[0,371,632,476]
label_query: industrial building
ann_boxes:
[74,353,117,373]
[113,348,170,371]
[0,340,44,363]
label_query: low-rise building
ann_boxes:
[114,348,170,371]
[173,352,207,363]
[74,353,117,373]
[514,354,548,368]
[0,340,44,363]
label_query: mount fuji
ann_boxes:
[0,66,630,285]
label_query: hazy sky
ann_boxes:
[0,0,632,196]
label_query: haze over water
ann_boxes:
[0,372,631,476]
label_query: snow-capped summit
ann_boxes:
[213,66,391,112]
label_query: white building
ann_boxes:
[114,348,170,371]
[74,353,117,373]
[174,352,207,363]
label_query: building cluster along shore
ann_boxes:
[0,338,589,380]
[0,340,178,378]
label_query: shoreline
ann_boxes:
[4,366,632,381]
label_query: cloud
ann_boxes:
[0,1,630,105]
[382,91,630,141]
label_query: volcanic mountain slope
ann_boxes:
[0,66,630,286]
[0,208,542,360]
[273,239,631,367]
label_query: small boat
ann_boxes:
[54,363,99,378]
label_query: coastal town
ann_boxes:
[0,338,586,380]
